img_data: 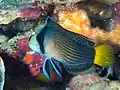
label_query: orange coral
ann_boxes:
[58,8,120,48]
[24,52,33,64]
[59,9,91,36]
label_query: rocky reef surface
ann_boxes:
[1,0,120,90]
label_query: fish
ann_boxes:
[58,8,120,47]
[18,37,62,82]
[76,1,115,32]
[29,16,95,77]
[0,57,5,90]
[88,44,115,80]
[23,51,63,82]
[94,44,116,80]
[94,44,115,67]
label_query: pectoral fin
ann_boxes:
[42,57,62,80]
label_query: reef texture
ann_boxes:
[69,73,120,90]
[1,0,120,90]
[58,8,120,50]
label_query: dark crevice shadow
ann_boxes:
[0,51,73,90]
[0,52,34,90]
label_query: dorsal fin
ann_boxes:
[45,16,95,47]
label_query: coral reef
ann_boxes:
[20,2,55,19]
[109,81,120,90]
[0,10,20,24]
[113,1,120,24]
[44,0,85,4]
[69,73,112,90]
[0,1,120,90]
[58,8,120,49]
[0,0,33,9]
[92,0,119,5]
[69,73,120,90]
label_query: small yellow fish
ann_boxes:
[94,44,114,67]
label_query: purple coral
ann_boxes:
[26,52,44,76]
[112,0,120,24]
[17,37,31,52]
[20,1,42,19]
[20,1,55,19]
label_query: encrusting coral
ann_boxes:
[58,7,120,48]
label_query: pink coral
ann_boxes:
[113,0,120,24]
[17,37,45,76]
[10,37,31,58]
[20,1,42,19]
[20,1,55,19]
[69,73,109,90]
[25,51,44,76]
[17,37,31,52]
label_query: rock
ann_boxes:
[69,73,111,90]
[92,0,119,5]
[0,0,33,9]
[0,34,9,42]
[0,10,20,24]
[44,0,86,4]
[109,81,120,90]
